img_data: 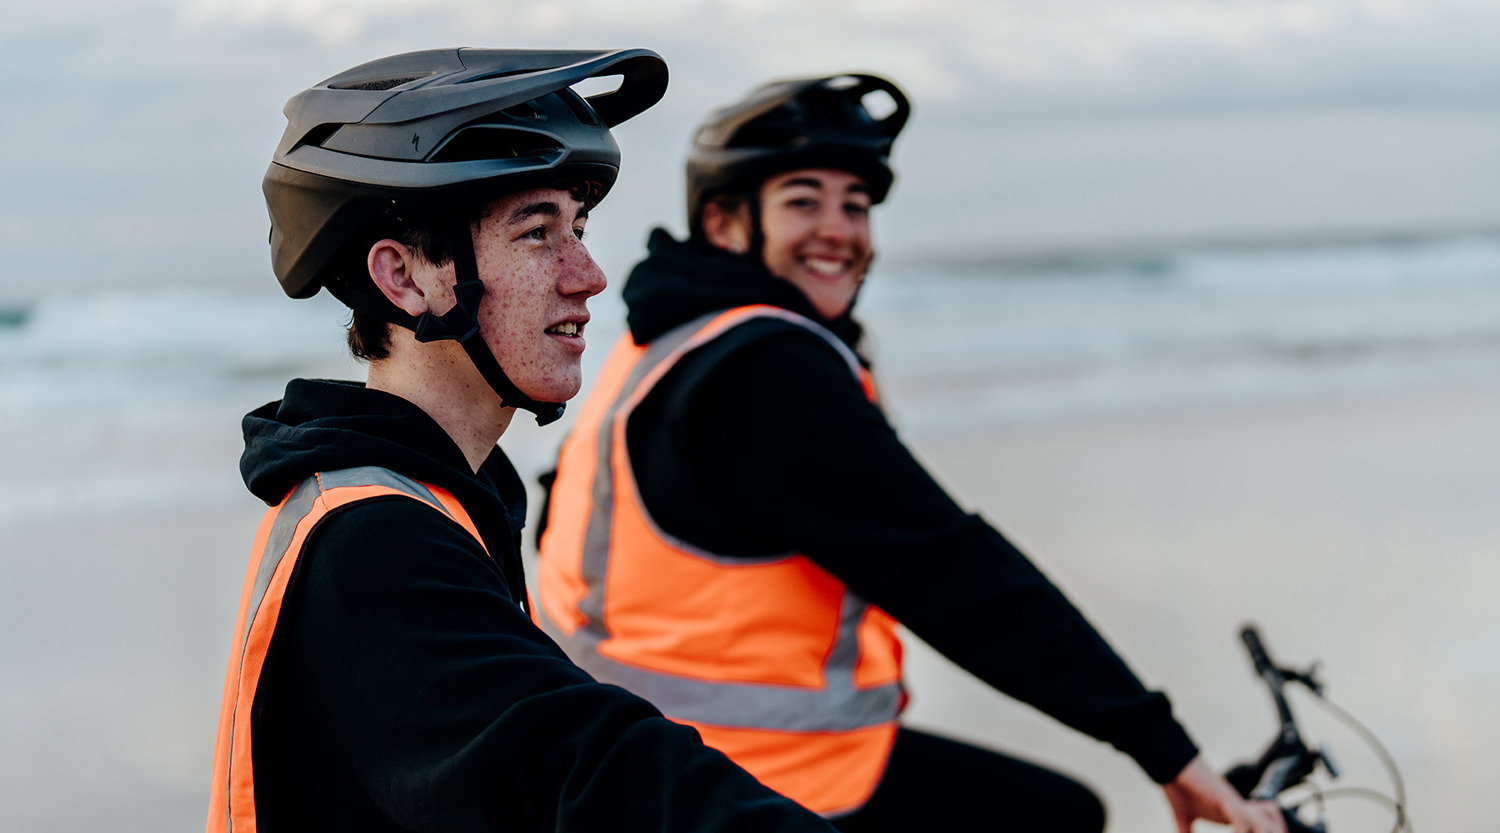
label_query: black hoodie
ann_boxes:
[604,230,1199,784]
[238,378,834,833]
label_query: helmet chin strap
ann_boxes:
[410,220,566,427]
[745,190,767,262]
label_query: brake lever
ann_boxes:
[1316,745,1340,780]
[1284,662,1325,697]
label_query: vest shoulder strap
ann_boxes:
[661,304,866,386]
[311,466,486,551]
[616,304,873,425]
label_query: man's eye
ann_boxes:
[787,197,818,209]
[573,226,587,241]
[845,202,870,217]
[521,227,546,241]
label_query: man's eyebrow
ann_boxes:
[506,200,562,225]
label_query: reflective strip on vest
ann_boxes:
[206,467,487,833]
[536,305,904,817]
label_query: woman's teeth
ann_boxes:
[804,258,845,276]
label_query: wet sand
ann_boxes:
[3,379,1496,830]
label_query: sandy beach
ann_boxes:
[2,372,1495,831]
[888,378,1500,831]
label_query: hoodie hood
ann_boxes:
[622,228,864,351]
[241,379,526,536]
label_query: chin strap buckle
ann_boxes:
[413,279,485,344]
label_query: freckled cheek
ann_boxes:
[480,264,548,315]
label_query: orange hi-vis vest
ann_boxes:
[206,467,490,833]
[535,305,905,817]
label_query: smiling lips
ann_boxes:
[546,321,584,336]
[801,255,853,279]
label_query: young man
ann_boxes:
[535,74,1287,833]
[207,48,840,833]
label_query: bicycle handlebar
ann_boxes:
[1242,625,1302,744]
[1242,625,1277,678]
[1233,625,1326,831]
[1232,625,1408,833]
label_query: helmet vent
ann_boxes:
[729,111,801,149]
[295,123,342,150]
[570,75,623,99]
[558,89,603,128]
[860,89,898,121]
[329,74,431,92]
[431,127,562,163]
[503,102,541,120]
[461,69,531,84]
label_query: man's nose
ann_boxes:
[559,238,608,298]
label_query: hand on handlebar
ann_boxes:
[1164,755,1287,833]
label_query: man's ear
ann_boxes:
[367,240,432,316]
[701,201,751,254]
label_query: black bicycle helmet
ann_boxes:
[263,47,668,424]
[684,73,909,238]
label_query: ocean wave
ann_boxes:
[1,236,1497,428]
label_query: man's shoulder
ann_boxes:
[294,483,497,590]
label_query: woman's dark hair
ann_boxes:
[703,189,752,222]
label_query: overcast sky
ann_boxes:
[3,0,1499,294]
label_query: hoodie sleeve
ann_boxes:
[630,330,1199,786]
[271,496,835,833]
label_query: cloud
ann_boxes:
[178,0,432,46]
[156,0,1500,117]
[5,0,1500,289]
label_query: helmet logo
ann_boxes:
[411,133,421,152]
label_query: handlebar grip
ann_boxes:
[1252,755,1300,801]
[1225,763,1260,799]
[1241,625,1276,677]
